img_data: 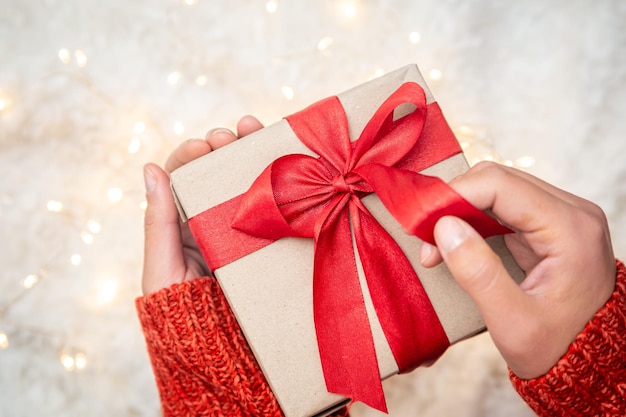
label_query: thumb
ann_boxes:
[434,216,527,327]
[142,163,185,294]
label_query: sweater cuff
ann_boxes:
[136,277,284,417]
[510,260,626,416]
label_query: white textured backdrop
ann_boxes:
[1,1,625,416]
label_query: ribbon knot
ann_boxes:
[192,81,512,413]
[331,174,350,193]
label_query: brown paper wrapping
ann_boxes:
[170,64,525,417]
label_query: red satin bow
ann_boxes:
[220,82,511,412]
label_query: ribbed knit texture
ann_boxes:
[136,277,349,417]
[511,260,626,417]
[137,262,626,416]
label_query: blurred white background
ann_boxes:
[1,1,624,416]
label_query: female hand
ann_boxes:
[420,161,616,379]
[141,116,263,295]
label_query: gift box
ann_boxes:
[170,64,525,417]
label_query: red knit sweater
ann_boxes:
[137,260,626,416]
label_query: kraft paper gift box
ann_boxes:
[170,64,525,417]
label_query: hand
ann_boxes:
[420,161,616,379]
[141,116,264,295]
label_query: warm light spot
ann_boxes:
[81,231,94,245]
[107,187,123,202]
[184,0,197,5]
[516,155,535,168]
[317,36,334,51]
[174,121,185,135]
[503,159,514,167]
[0,332,8,349]
[70,253,82,266]
[22,274,39,289]
[61,353,75,371]
[96,279,119,305]
[408,31,421,44]
[47,200,63,212]
[86,220,101,234]
[339,0,357,18]
[366,68,385,81]
[128,137,141,154]
[0,91,11,112]
[167,71,181,85]
[58,48,71,64]
[74,352,87,370]
[266,0,278,13]
[140,200,148,210]
[195,75,207,86]
[74,50,87,67]
[280,85,294,100]
[428,68,443,80]
[133,121,146,134]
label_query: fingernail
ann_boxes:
[436,216,471,253]
[207,128,232,136]
[420,241,434,264]
[143,165,157,193]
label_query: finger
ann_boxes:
[456,162,594,213]
[142,163,185,295]
[164,138,212,173]
[419,241,443,267]
[434,216,529,329]
[447,162,572,236]
[236,115,264,137]
[205,128,238,150]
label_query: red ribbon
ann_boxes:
[188,82,510,412]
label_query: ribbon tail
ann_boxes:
[356,164,512,244]
[313,196,388,413]
[350,198,450,373]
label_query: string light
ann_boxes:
[367,68,385,81]
[133,121,146,134]
[140,200,147,211]
[0,89,12,113]
[60,350,87,372]
[280,85,294,100]
[0,332,8,349]
[174,121,185,135]
[167,71,181,85]
[195,75,207,86]
[47,200,64,212]
[515,155,536,168]
[81,231,94,245]
[408,31,421,44]
[74,50,87,67]
[184,0,197,5]
[338,0,358,18]
[58,48,71,64]
[107,187,123,203]
[86,220,101,234]
[21,274,39,289]
[317,36,334,52]
[74,352,87,370]
[70,254,82,266]
[128,137,141,154]
[95,278,119,305]
[428,68,443,80]
[266,0,277,13]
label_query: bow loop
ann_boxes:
[218,81,509,412]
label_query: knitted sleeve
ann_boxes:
[136,277,349,417]
[510,260,626,416]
